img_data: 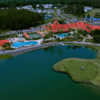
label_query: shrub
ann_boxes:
[0,8,45,30]
[91,30,100,43]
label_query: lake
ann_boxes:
[0,45,100,100]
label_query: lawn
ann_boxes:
[0,54,12,59]
[53,46,100,86]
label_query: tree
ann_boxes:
[2,43,11,50]
[91,30,100,43]
[44,31,54,39]
[64,3,84,16]
[0,8,45,30]
[77,29,88,36]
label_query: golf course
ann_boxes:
[53,46,100,86]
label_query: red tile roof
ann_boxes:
[44,22,100,33]
[24,32,30,39]
[0,40,10,46]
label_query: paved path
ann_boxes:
[63,41,100,47]
[0,24,46,37]
[0,41,100,56]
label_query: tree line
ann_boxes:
[67,0,100,8]
[0,8,45,30]
[0,0,100,8]
[91,30,100,43]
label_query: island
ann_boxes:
[53,46,100,86]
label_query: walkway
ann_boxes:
[0,41,100,56]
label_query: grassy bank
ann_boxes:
[53,46,100,86]
[0,54,13,59]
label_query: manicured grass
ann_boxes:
[91,47,100,86]
[53,46,100,86]
[53,58,98,82]
[0,54,12,59]
[0,29,10,34]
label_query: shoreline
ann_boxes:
[1,41,100,56]
[53,46,100,87]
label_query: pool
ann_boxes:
[57,33,70,38]
[11,41,38,48]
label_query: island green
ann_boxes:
[53,46,100,86]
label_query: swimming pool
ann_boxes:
[57,33,70,38]
[11,41,38,48]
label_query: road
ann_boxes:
[0,24,46,37]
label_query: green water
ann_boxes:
[0,45,100,100]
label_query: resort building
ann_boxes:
[16,5,34,12]
[0,40,10,47]
[42,4,53,9]
[85,8,100,23]
[44,21,100,33]
[84,6,93,13]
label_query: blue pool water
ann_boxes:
[12,41,38,48]
[57,33,70,38]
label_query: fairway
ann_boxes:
[53,46,100,86]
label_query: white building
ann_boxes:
[84,6,93,12]
[42,4,53,9]
[16,4,54,13]
[16,5,34,12]
[36,4,53,9]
